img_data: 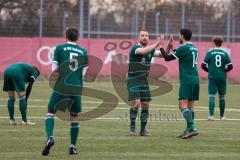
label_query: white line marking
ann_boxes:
[0,98,239,111]
[0,104,239,112]
[0,116,240,121]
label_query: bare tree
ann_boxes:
[0,0,238,38]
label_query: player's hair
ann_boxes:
[66,27,79,42]
[180,28,192,41]
[212,36,223,47]
[139,28,148,33]
[32,66,40,76]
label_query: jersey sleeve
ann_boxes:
[130,45,141,55]
[151,49,159,57]
[31,69,39,80]
[203,52,210,64]
[172,45,187,59]
[27,66,39,81]
[52,45,61,64]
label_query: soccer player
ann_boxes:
[42,27,88,156]
[160,29,199,139]
[128,29,170,136]
[3,63,40,125]
[201,37,233,121]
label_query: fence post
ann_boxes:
[39,0,43,37]
[181,3,185,29]
[155,12,160,39]
[232,16,235,42]
[165,18,169,35]
[79,0,84,38]
[135,7,139,39]
[63,12,69,37]
[227,0,231,42]
[97,13,101,38]
[88,0,91,39]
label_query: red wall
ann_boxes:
[0,37,238,79]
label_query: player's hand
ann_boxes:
[157,34,165,47]
[169,35,174,42]
[167,35,174,50]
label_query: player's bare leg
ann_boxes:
[17,91,35,125]
[139,101,150,136]
[129,100,140,136]
[7,91,16,125]
[69,114,80,155]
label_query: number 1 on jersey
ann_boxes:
[192,51,198,67]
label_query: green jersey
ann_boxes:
[128,44,155,79]
[172,42,199,84]
[5,62,38,82]
[52,42,88,87]
[203,48,232,80]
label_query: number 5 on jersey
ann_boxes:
[69,52,79,71]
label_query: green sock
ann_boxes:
[209,96,215,116]
[219,98,225,118]
[70,122,80,146]
[191,110,195,121]
[130,107,138,130]
[140,109,149,133]
[182,108,193,132]
[45,115,54,138]
[7,96,15,120]
[190,109,196,130]
[19,96,27,122]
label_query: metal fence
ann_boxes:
[0,0,239,42]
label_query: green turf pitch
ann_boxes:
[0,80,239,160]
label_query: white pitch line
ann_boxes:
[0,98,226,108]
[0,104,239,112]
[0,98,240,111]
[0,116,240,121]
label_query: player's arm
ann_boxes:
[82,52,89,77]
[51,45,60,78]
[26,76,35,102]
[153,44,174,58]
[202,52,210,72]
[165,44,173,55]
[201,62,208,72]
[165,35,174,54]
[225,53,233,72]
[135,42,160,55]
[26,67,40,102]
[159,48,176,61]
[51,61,60,75]
[225,63,233,72]
[51,62,60,82]
[159,35,176,61]
[52,62,59,72]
